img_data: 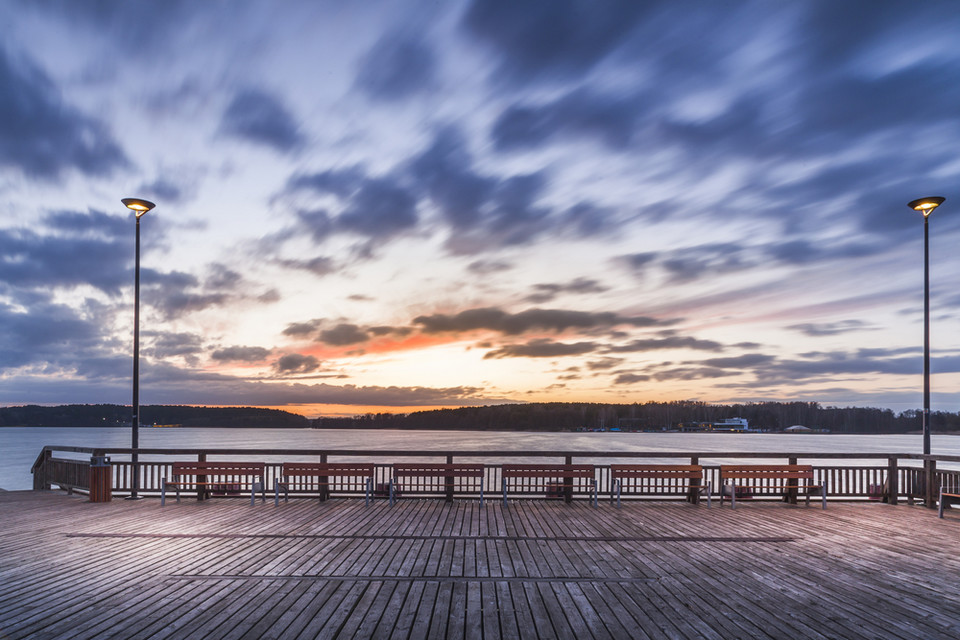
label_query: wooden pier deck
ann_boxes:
[1,490,959,639]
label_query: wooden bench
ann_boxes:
[501,464,597,508]
[274,462,374,506]
[610,464,711,508]
[161,461,265,506]
[939,487,960,518]
[720,464,826,509]
[389,463,485,506]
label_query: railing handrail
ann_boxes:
[32,445,927,460]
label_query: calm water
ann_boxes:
[3,427,959,491]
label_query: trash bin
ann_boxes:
[89,455,112,503]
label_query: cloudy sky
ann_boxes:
[2,0,959,418]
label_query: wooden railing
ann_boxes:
[30,446,960,507]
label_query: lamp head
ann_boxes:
[122,197,156,219]
[907,196,945,218]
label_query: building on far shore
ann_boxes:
[679,417,755,432]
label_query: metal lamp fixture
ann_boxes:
[907,196,944,458]
[122,197,156,499]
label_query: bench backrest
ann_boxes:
[393,463,484,478]
[281,462,374,478]
[720,464,814,480]
[611,464,703,480]
[171,461,265,477]
[502,464,595,479]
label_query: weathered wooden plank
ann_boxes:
[3,492,960,640]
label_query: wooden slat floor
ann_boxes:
[1,491,959,640]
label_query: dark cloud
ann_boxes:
[368,326,413,338]
[467,259,513,275]
[606,337,724,353]
[137,178,189,204]
[355,33,436,101]
[0,220,128,294]
[661,243,752,283]
[153,291,230,319]
[204,264,243,290]
[409,126,495,231]
[492,88,642,151]
[282,319,323,337]
[0,46,128,180]
[318,323,370,346]
[276,353,321,374]
[525,277,608,304]
[484,339,597,359]
[337,177,419,240]
[278,256,338,276]
[462,0,651,83]
[700,354,776,369]
[219,88,304,153]
[211,345,272,363]
[788,320,873,337]
[145,331,204,360]
[414,307,668,335]
[0,299,102,370]
[289,172,419,246]
[614,373,651,385]
[586,358,624,371]
[619,253,658,276]
[25,0,200,50]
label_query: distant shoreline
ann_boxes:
[3,425,959,436]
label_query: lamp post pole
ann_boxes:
[907,196,944,457]
[122,198,156,499]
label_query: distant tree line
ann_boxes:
[313,401,960,434]
[0,404,310,428]
[5,401,960,434]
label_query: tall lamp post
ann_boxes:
[122,197,156,499]
[907,196,944,457]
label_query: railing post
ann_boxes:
[564,455,573,503]
[33,448,53,491]
[887,457,898,505]
[319,453,329,501]
[925,458,937,509]
[689,456,700,504]
[445,454,454,503]
[197,452,207,501]
[788,456,798,504]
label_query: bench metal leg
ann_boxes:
[706,481,712,508]
[389,479,395,506]
[479,485,484,507]
[822,478,827,510]
[502,478,508,508]
[939,487,944,518]
[250,482,258,506]
[591,480,598,509]
[731,484,736,510]
[365,478,371,507]
[274,480,289,506]
[161,479,166,506]
[615,479,621,509]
